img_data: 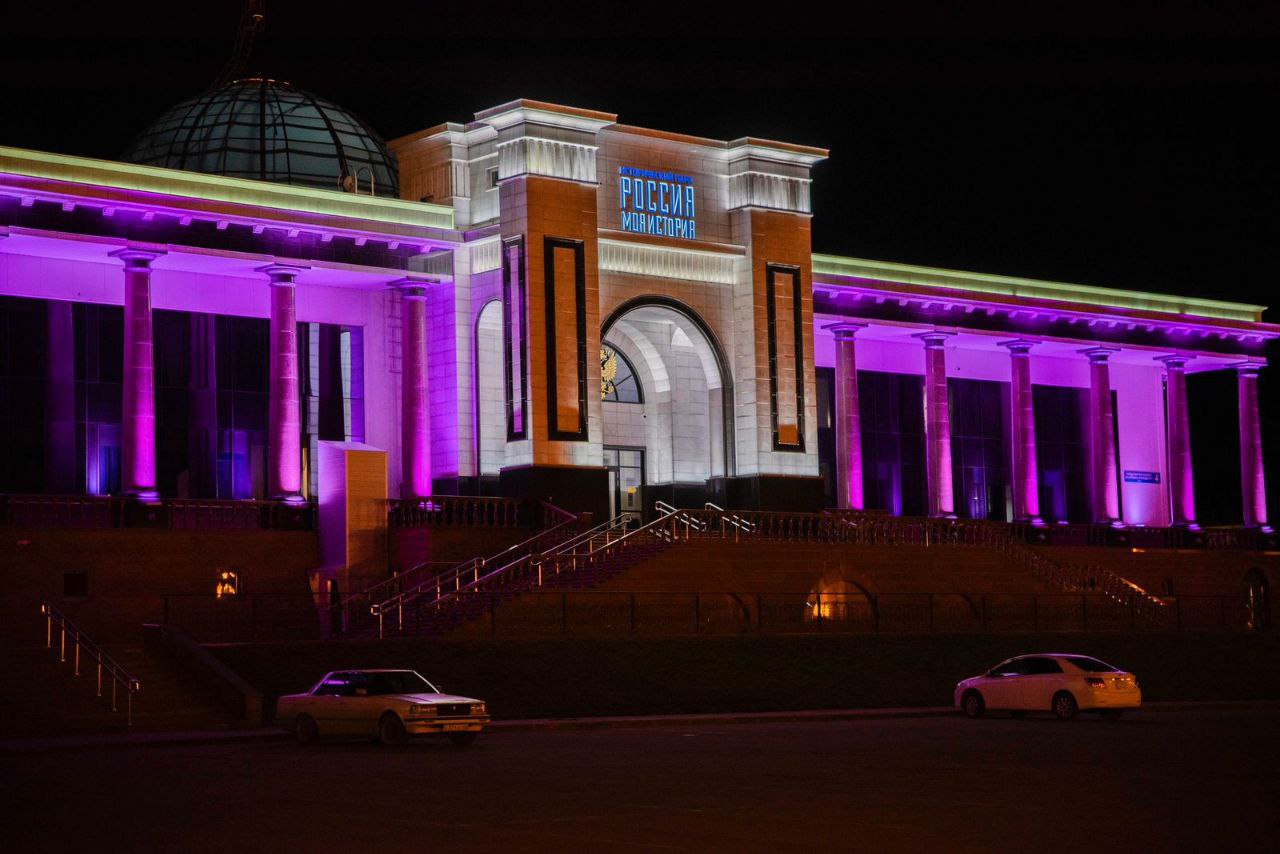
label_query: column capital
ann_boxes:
[1080,346,1120,363]
[1156,353,1195,370]
[1232,360,1267,378]
[109,247,166,269]
[389,276,439,299]
[257,263,308,285]
[1000,339,1039,355]
[913,330,955,349]
[823,321,867,341]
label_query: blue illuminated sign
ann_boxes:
[618,166,696,240]
[1123,470,1161,484]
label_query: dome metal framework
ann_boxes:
[124,78,399,197]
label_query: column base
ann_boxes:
[499,464,609,526]
[1014,516,1045,527]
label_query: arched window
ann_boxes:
[600,342,643,403]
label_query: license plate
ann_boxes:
[443,723,469,731]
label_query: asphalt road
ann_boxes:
[3,707,1277,853]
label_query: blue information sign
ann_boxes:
[618,166,696,240]
[1123,470,1161,484]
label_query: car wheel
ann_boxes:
[1100,709,1123,722]
[294,714,319,745]
[1052,691,1079,721]
[1009,710,1027,719]
[378,712,408,747]
[447,732,478,748]
[961,690,985,718]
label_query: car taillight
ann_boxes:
[1085,677,1107,689]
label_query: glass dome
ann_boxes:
[124,78,399,197]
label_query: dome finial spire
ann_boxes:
[214,0,267,89]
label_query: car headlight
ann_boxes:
[470,703,487,715]
[409,704,438,716]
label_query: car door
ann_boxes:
[982,658,1029,708]
[1019,657,1066,710]
[307,673,352,730]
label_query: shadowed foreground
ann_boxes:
[3,706,1277,852]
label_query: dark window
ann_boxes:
[300,323,365,498]
[816,367,836,508]
[1022,657,1064,675]
[1061,656,1120,673]
[1034,385,1090,523]
[949,378,1010,521]
[0,296,49,493]
[62,571,89,598]
[313,674,353,696]
[859,371,927,516]
[989,659,1029,677]
[75,303,124,495]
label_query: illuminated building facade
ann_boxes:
[1,94,1276,531]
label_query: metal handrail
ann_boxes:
[40,602,140,726]
[655,500,706,534]
[705,502,755,539]
[370,507,685,638]
[367,502,582,634]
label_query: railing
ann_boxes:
[457,590,1254,638]
[386,495,523,529]
[704,502,755,542]
[369,506,688,638]
[3,494,314,531]
[654,501,707,539]
[365,502,582,636]
[40,602,141,725]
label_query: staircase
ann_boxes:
[363,510,685,638]
[2,610,240,738]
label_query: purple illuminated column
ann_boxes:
[1002,340,1041,524]
[916,331,955,518]
[395,279,432,500]
[1235,362,1270,530]
[110,248,164,500]
[825,322,866,510]
[261,264,305,502]
[1158,354,1197,528]
[1082,347,1121,525]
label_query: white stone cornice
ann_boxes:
[497,137,598,184]
[727,172,812,214]
[599,239,736,285]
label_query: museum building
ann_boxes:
[1,83,1276,536]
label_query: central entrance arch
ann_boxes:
[600,297,735,514]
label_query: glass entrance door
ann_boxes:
[603,446,644,523]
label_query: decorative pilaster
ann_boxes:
[1235,362,1270,531]
[393,278,433,499]
[915,331,955,518]
[825,322,866,510]
[110,248,165,500]
[1158,354,1197,528]
[1002,340,1041,524]
[1082,347,1121,525]
[260,264,305,502]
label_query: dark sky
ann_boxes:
[2,1,1278,312]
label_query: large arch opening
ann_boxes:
[601,298,734,517]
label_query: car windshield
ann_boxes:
[364,671,438,696]
[1061,655,1121,672]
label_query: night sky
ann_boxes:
[3,1,1278,519]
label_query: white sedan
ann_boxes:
[276,669,490,746]
[954,654,1141,720]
